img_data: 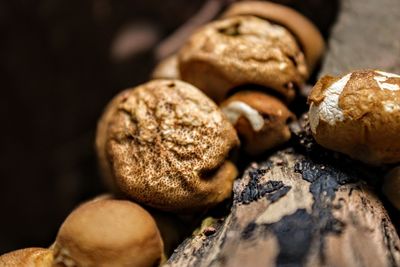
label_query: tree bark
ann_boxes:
[165,124,400,266]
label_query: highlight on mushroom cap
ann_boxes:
[96,79,239,212]
[308,69,400,164]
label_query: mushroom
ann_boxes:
[96,79,239,212]
[308,69,400,164]
[383,166,400,210]
[220,91,295,155]
[0,248,53,267]
[221,1,325,72]
[178,15,308,103]
[52,198,164,267]
[151,54,180,80]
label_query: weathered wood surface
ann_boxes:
[165,121,400,267]
[165,0,400,266]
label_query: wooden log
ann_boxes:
[165,130,400,266]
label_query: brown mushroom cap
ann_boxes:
[221,1,325,72]
[53,199,164,267]
[0,248,53,267]
[308,69,400,164]
[151,54,180,80]
[383,167,400,210]
[96,79,239,212]
[221,91,295,155]
[178,15,308,104]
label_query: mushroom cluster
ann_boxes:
[1,1,328,266]
[154,1,325,155]
[10,1,400,266]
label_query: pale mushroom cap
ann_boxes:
[151,54,180,80]
[53,199,163,267]
[221,1,325,72]
[383,166,400,210]
[96,79,239,212]
[308,69,400,164]
[178,15,308,103]
[0,248,53,267]
[221,91,294,155]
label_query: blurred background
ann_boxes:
[0,0,339,254]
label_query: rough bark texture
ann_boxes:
[165,120,400,267]
[165,0,400,266]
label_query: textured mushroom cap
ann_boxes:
[0,248,53,267]
[308,70,400,164]
[221,1,325,72]
[151,54,180,80]
[53,199,163,267]
[383,167,400,210]
[178,15,308,103]
[221,91,294,155]
[96,79,239,212]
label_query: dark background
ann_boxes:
[0,0,339,254]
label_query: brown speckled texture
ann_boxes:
[53,199,163,267]
[0,248,53,266]
[96,79,239,212]
[309,69,400,164]
[221,1,325,72]
[178,15,308,103]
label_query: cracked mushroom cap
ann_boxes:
[96,79,239,212]
[178,15,308,104]
[0,248,53,267]
[220,91,295,155]
[53,199,164,267]
[308,70,400,164]
[221,1,325,72]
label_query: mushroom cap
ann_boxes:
[383,166,400,210]
[151,54,180,80]
[221,91,295,155]
[308,70,400,164]
[221,1,325,72]
[178,15,308,103]
[53,199,164,267]
[96,79,239,212]
[0,248,53,267]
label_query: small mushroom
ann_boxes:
[0,248,53,267]
[221,1,325,72]
[308,69,400,164]
[178,15,308,103]
[96,79,239,212]
[151,54,180,80]
[383,166,400,210]
[220,91,295,155]
[52,198,164,267]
